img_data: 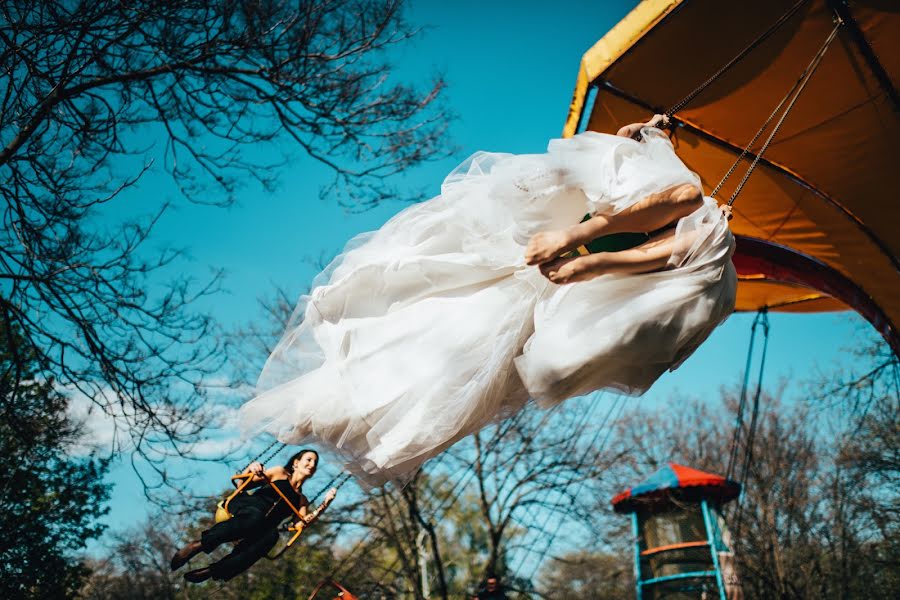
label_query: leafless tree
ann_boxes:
[79,507,357,600]
[596,375,899,600]
[537,550,632,600]
[0,0,449,494]
[462,395,629,587]
[309,397,629,599]
[80,526,183,600]
[227,254,332,390]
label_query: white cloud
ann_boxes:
[62,379,252,459]
[65,385,131,456]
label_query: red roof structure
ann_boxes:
[612,462,741,513]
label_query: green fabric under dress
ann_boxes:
[583,231,650,253]
[576,214,650,254]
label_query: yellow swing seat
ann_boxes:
[213,472,256,523]
[210,470,310,556]
[214,500,232,523]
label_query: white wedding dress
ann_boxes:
[240,127,737,485]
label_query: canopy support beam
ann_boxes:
[734,235,900,357]
[828,0,900,113]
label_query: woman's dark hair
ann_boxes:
[284,448,319,474]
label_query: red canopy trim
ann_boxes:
[733,235,900,357]
[612,463,741,513]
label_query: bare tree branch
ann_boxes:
[0,0,450,499]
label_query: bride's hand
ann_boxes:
[719,204,733,221]
[615,122,643,139]
[646,114,670,129]
[617,114,668,140]
[525,230,572,265]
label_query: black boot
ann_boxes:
[184,567,213,584]
[170,540,202,571]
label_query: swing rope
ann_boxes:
[208,12,841,587]
[726,309,770,482]
[248,438,287,468]
[524,395,628,576]
[265,472,353,561]
[214,439,351,556]
[717,19,843,206]
[216,6,840,584]
[324,11,842,588]
[327,411,527,584]
[328,405,558,592]
[664,0,811,118]
[723,309,770,546]
[481,393,608,581]
[654,0,844,206]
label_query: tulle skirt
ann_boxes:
[240,128,737,485]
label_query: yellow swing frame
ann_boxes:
[214,472,309,553]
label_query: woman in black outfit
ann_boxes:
[170,449,337,583]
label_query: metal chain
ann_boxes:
[726,309,769,481]
[657,0,842,207]
[725,20,842,206]
[709,81,798,200]
[248,437,286,466]
[310,472,352,501]
[328,405,553,589]
[731,311,770,539]
[526,395,628,575]
[665,0,810,118]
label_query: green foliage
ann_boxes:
[0,321,111,598]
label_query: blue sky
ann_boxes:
[86,0,877,549]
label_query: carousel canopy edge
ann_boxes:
[563,0,684,138]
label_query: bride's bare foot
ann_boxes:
[538,229,678,284]
[525,230,573,265]
[539,254,606,284]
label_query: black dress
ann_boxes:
[200,479,306,581]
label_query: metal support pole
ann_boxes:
[632,512,643,600]
[417,528,431,599]
[701,500,728,600]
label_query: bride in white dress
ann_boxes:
[240,115,737,486]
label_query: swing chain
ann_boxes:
[656,0,843,207]
[723,18,843,207]
[665,0,811,120]
[709,87,795,200]
[247,438,287,469]
[311,472,352,501]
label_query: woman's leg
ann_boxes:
[537,228,680,284]
[525,183,703,265]
[199,508,266,553]
[205,528,280,581]
[172,506,266,571]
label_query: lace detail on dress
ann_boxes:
[512,168,564,193]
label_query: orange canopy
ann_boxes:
[564,0,899,354]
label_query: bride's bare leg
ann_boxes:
[525,183,703,265]
[538,228,681,284]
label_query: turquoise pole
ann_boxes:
[701,500,728,600]
[632,511,642,600]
